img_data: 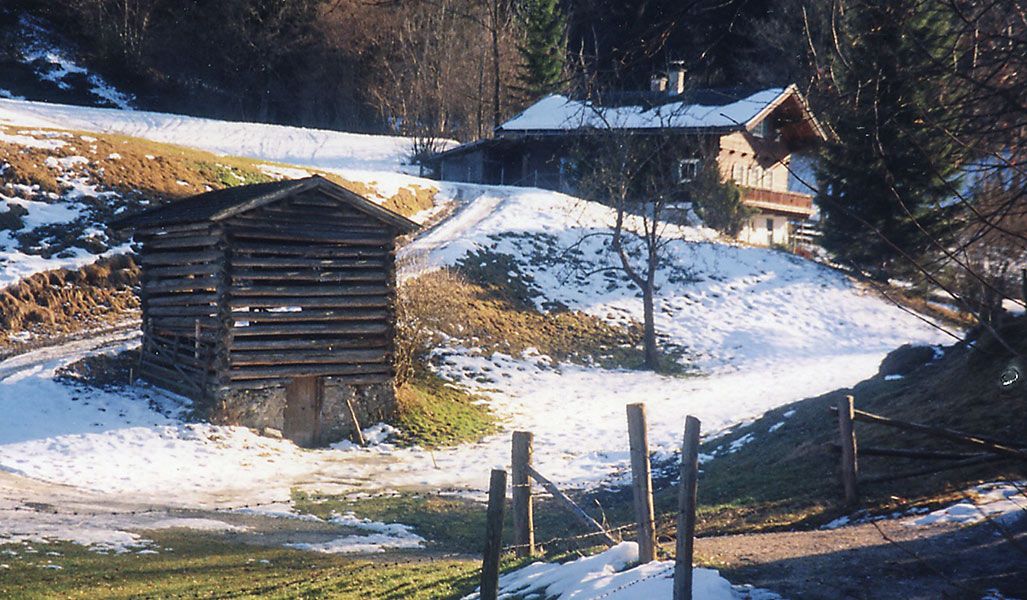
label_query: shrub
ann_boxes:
[688,167,753,236]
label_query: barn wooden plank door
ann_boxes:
[284,376,323,447]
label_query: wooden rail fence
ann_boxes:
[479,405,704,599]
[831,394,1026,505]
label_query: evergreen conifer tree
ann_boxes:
[517,0,568,98]
[817,0,965,278]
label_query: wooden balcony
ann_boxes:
[740,186,815,217]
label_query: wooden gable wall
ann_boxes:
[219,189,397,389]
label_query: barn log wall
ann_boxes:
[136,222,224,401]
[220,189,396,387]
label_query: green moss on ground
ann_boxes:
[293,489,601,559]
[0,533,479,600]
[394,369,499,448]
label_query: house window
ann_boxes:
[752,118,770,138]
[678,158,700,183]
[732,164,745,183]
[766,218,774,232]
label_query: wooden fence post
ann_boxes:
[481,469,506,600]
[511,431,534,558]
[674,415,701,600]
[838,395,859,505]
[626,403,657,563]
[194,319,202,360]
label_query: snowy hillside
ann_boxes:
[407,186,940,372]
[0,12,133,109]
[0,98,443,174]
[0,173,949,502]
[0,97,950,569]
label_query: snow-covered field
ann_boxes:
[0,97,441,173]
[0,95,953,585]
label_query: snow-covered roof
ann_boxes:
[498,84,825,139]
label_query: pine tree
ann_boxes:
[817,0,965,278]
[516,0,567,98]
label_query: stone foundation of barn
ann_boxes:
[210,381,396,446]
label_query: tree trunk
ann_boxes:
[491,0,501,130]
[642,282,658,370]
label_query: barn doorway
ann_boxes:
[284,376,323,447]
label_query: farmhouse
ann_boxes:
[113,176,419,447]
[428,68,826,246]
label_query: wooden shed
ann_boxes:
[113,176,419,447]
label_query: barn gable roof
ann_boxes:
[113,175,420,233]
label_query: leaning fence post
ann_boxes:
[626,403,657,563]
[511,431,534,557]
[838,395,859,506]
[674,415,701,600]
[481,469,507,600]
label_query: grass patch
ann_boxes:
[400,263,685,373]
[0,533,479,600]
[394,368,498,448]
[293,489,603,559]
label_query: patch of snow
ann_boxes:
[727,433,755,453]
[284,513,424,554]
[1003,299,1026,316]
[285,532,423,554]
[231,503,323,522]
[911,481,1027,527]
[0,130,66,150]
[330,423,399,450]
[463,542,739,600]
[767,421,785,433]
[142,518,246,532]
[14,14,135,109]
[884,374,904,381]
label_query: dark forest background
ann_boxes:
[7,0,793,138]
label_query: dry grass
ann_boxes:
[397,266,668,372]
[0,254,139,345]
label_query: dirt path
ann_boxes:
[697,516,1027,599]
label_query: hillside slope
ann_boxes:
[0,98,952,577]
[0,122,441,345]
[682,316,1026,534]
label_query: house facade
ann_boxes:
[427,72,826,247]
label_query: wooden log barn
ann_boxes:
[113,176,419,447]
